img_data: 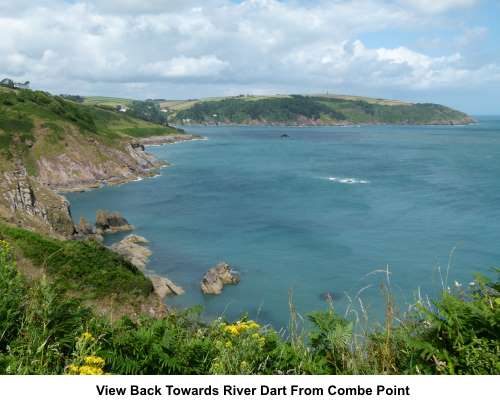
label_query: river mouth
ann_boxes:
[66,120,500,328]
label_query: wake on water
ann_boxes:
[327,176,370,184]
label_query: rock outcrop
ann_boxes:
[150,275,185,299]
[1,167,75,236]
[74,216,103,242]
[200,262,240,295]
[111,234,184,299]
[95,210,134,234]
[111,234,151,270]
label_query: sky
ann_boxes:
[0,0,499,114]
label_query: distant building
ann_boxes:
[116,105,128,113]
[0,78,30,89]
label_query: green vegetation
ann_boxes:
[0,223,152,300]
[82,96,134,107]
[0,234,497,375]
[124,100,169,126]
[171,95,473,125]
[0,88,182,169]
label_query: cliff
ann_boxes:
[0,87,199,235]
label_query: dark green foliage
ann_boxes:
[0,223,152,299]
[308,311,354,373]
[175,95,345,123]
[399,274,500,374]
[174,96,471,125]
[125,100,169,126]
[98,308,217,374]
[59,94,85,103]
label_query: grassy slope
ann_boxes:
[0,88,181,174]
[0,222,152,301]
[167,94,473,125]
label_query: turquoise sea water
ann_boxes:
[67,118,500,327]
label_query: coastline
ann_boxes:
[54,133,205,193]
[175,118,476,127]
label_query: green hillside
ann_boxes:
[0,88,181,170]
[169,94,474,125]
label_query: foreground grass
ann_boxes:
[0,238,498,375]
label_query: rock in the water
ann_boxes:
[95,209,134,234]
[75,216,103,242]
[150,275,185,299]
[111,234,151,270]
[78,216,94,235]
[200,262,240,295]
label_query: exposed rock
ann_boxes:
[74,216,103,242]
[138,134,203,146]
[111,234,184,300]
[2,167,75,236]
[95,210,134,234]
[200,262,240,295]
[150,275,185,299]
[111,234,151,270]
[78,216,94,234]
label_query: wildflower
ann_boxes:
[78,365,104,375]
[66,364,80,375]
[80,332,95,342]
[0,240,10,252]
[84,356,105,368]
[223,320,260,336]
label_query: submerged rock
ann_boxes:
[200,262,240,295]
[95,209,134,234]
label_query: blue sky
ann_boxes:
[0,0,499,113]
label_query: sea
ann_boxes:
[66,117,500,328]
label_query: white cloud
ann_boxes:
[141,55,228,78]
[0,0,497,104]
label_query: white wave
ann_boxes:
[327,176,370,184]
[133,177,144,182]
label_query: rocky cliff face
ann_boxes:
[0,131,199,237]
[1,166,75,236]
[36,139,164,192]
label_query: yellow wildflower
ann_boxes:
[0,240,10,251]
[223,320,260,336]
[78,365,104,375]
[66,364,80,375]
[84,356,105,368]
[80,332,95,342]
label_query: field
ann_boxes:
[83,96,135,108]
